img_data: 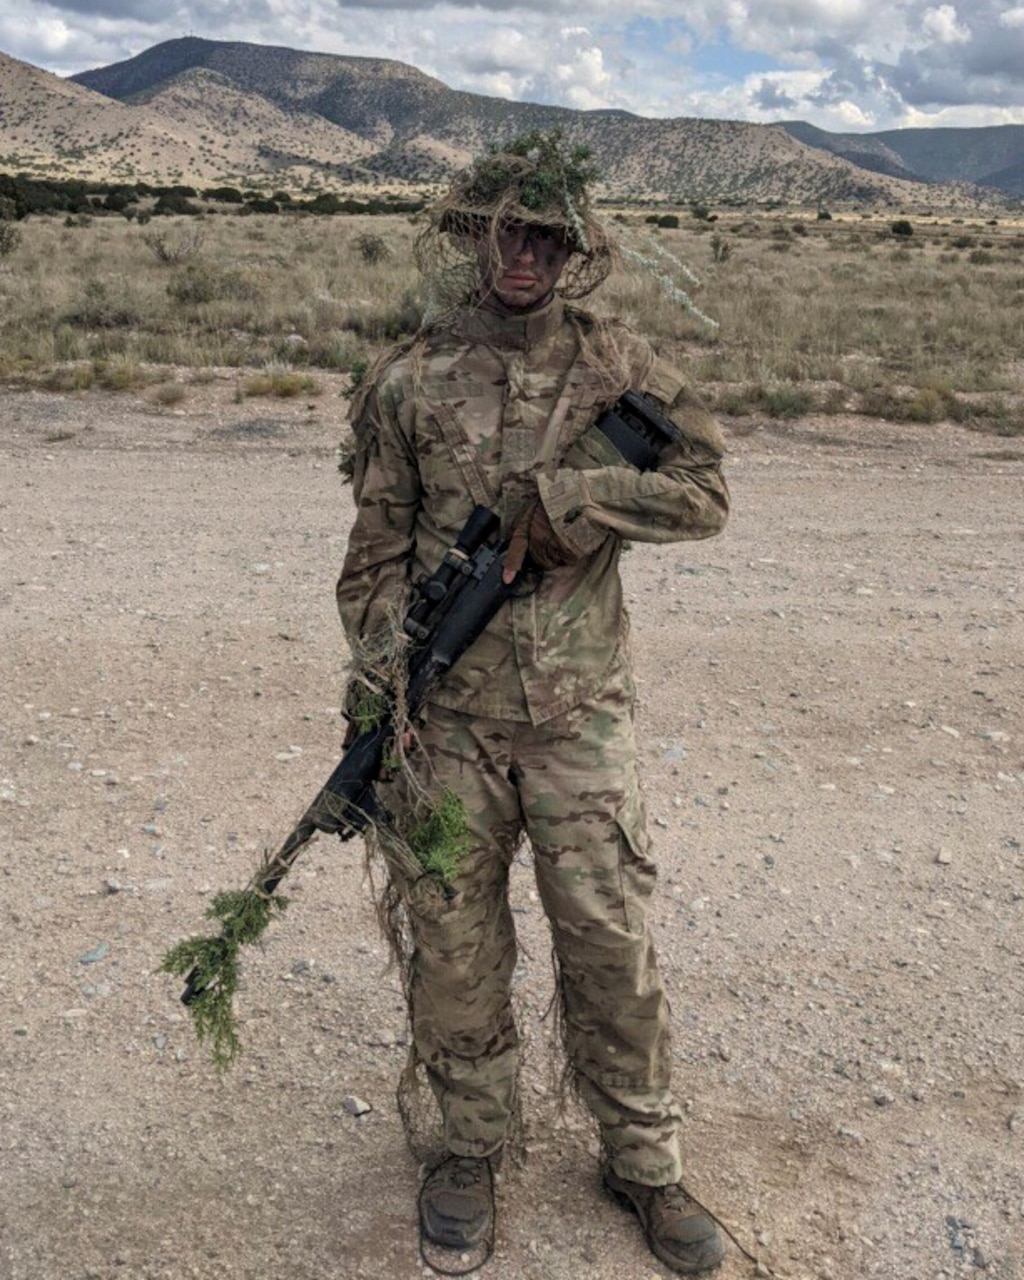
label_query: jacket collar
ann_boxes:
[454,293,566,351]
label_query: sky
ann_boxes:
[3,0,1024,133]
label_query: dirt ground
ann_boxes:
[1,374,1021,1280]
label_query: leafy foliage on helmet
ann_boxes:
[459,130,600,227]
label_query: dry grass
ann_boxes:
[1,209,1021,432]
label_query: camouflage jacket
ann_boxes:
[337,295,729,725]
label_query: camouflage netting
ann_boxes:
[415,129,616,323]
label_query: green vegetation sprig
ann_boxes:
[160,881,289,1069]
[408,788,472,884]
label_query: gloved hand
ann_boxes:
[502,495,580,583]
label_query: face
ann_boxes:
[484,222,573,311]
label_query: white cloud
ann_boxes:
[921,5,971,45]
[3,0,1024,131]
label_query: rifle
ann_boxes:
[164,389,679,1062]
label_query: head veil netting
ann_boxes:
[414,130,616,324]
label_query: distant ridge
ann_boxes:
[782,120,1024,197]
[0,37,1005,208]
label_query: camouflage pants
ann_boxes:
[377,663,684,1187]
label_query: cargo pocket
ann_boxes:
[615,786,657,936]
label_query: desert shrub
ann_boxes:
[657,214,680,229]
[968,248,995,266]
[0,221,22,256]
[951,234,975,249]
[709,233,731,263]
[816,208,832,221]
[341,291,422,342]
[304,331,362,371]
[762,383,814,418]
[858,385,903,419]
[903,387,947,422]
[167,263,261,305]
[713,382,813,418]
[154,192,201,216]
[244,369,319,398]
[204,187,244,203]
[714,384,762,416]
[891,219,914,237]
[91,356,149,391]
[355,231,390,264]
[792,222,808,236]
[65,280,139,329]
[150,382,187,406]
[142,224,205,264]
[41,364,95,392]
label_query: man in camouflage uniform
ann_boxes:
[337,133,729,1273]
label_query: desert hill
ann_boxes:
[782,120,1024,196]
[0,37,1002,208]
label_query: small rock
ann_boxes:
[78,942,110,965]
[13,1026,28,1037]
[341,1095,372,1117]
[153,1034,167,1051]
[936,848,953,865]
[103,878,123,894]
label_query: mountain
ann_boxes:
[0,37,1002,207]
[782,120,1024,196]
[0,48,218,184]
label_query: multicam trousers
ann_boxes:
[376,659,685,1187]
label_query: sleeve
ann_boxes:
[535,356,729,553]
[335,373,422,653]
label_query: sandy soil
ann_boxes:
[1,375,1021,1280]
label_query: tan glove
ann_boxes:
[502,496,580,583]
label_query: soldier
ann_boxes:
[337,132,729,1273]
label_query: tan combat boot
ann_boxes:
[419,1155,495,1250]
[605,1168,726,1274]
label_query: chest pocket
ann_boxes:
[415,396,499,537]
